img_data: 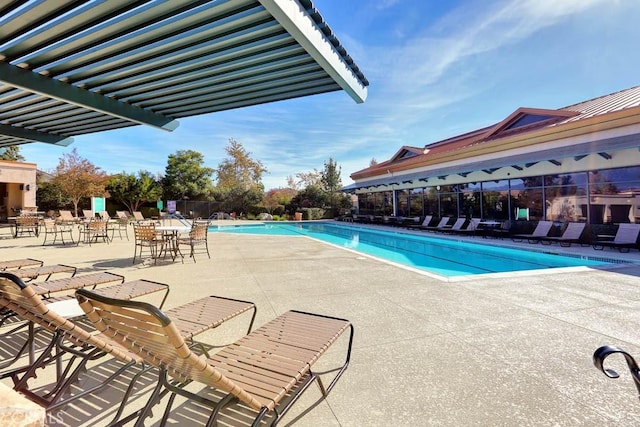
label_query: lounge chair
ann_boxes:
[450,218,481,235]
[592,223,640,252]
[56,210,78,224]
[1,272,255,422]
[438,217,466,233]
[9,264,77,281]
[511,220,553,243]
[132,211,146,222]
[407,215,433,230]
[76,289,353,426]
[539,222,586,247]
[422,216,451,231]
[0,259,43,271]
[82,209,94,219]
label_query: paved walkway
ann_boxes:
[1,220,640,426]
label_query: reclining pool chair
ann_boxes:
[511,220,553,243]
[0,258,44,271]
[0,272,256,423]
[76,289,354,426]
[8,264,77,282]
[539,222,586,247]
[592,223,640,253]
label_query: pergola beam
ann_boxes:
[0,123,73,146]
[259,0,367,103]
[0,62,179,132]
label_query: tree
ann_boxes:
[107,170,163,214]
[51,148,109,217]
[0,146,25,161]
[320,157,343,213]
[162,150,215,200]
[295,170,321,188]
[215,139,267,215]
[369,158,378,167]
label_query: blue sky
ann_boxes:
[20,0,640,190]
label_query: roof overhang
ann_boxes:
[0,0,368,147]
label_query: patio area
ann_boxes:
[2,220,640,426]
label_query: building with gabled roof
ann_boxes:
[346,85,640,224]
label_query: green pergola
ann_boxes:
[0,0,368,147]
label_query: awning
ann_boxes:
[0,0,368,147]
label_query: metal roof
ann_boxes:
[0,0,368,147]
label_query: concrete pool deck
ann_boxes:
[2,220,640,426]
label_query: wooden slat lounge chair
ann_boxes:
[592,223,640,253]
[0,272,148,418]
[1,272,255,423]
[0,259,43,271]
[75,289,353,426]
[9,264,77,281]
[539,222,586,247]
[511,220,553,243]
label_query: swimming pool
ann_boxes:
[209,222,610,277]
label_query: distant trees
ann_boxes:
[51,148,109,217]
[162,150,215,200]
[107,170,162,214]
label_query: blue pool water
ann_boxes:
[209,222,609,277]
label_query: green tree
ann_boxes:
[51,148,109,217]
[107,171,163,214]
[320,157,343,213]
[162,150,214,200]
[215,139,267,215]
[0,146,25,161]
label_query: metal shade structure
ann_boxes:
[0,0,368,147]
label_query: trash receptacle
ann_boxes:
[294,212,303,221]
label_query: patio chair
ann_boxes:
[133,222,164,264]
[77,218,110,245]
[82,209,94,219]
[75,289,352,427]
[0,272,170,419]
[97,210,110,221]
[0,259,43,271]
[12,215,40,238]
[41,218,75,245]
[108,215,129,241]
[177,220,210,262]
[539,222,586,247]
[593,345,640,400]
[511,220,553,243]
[592,223,640,253]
